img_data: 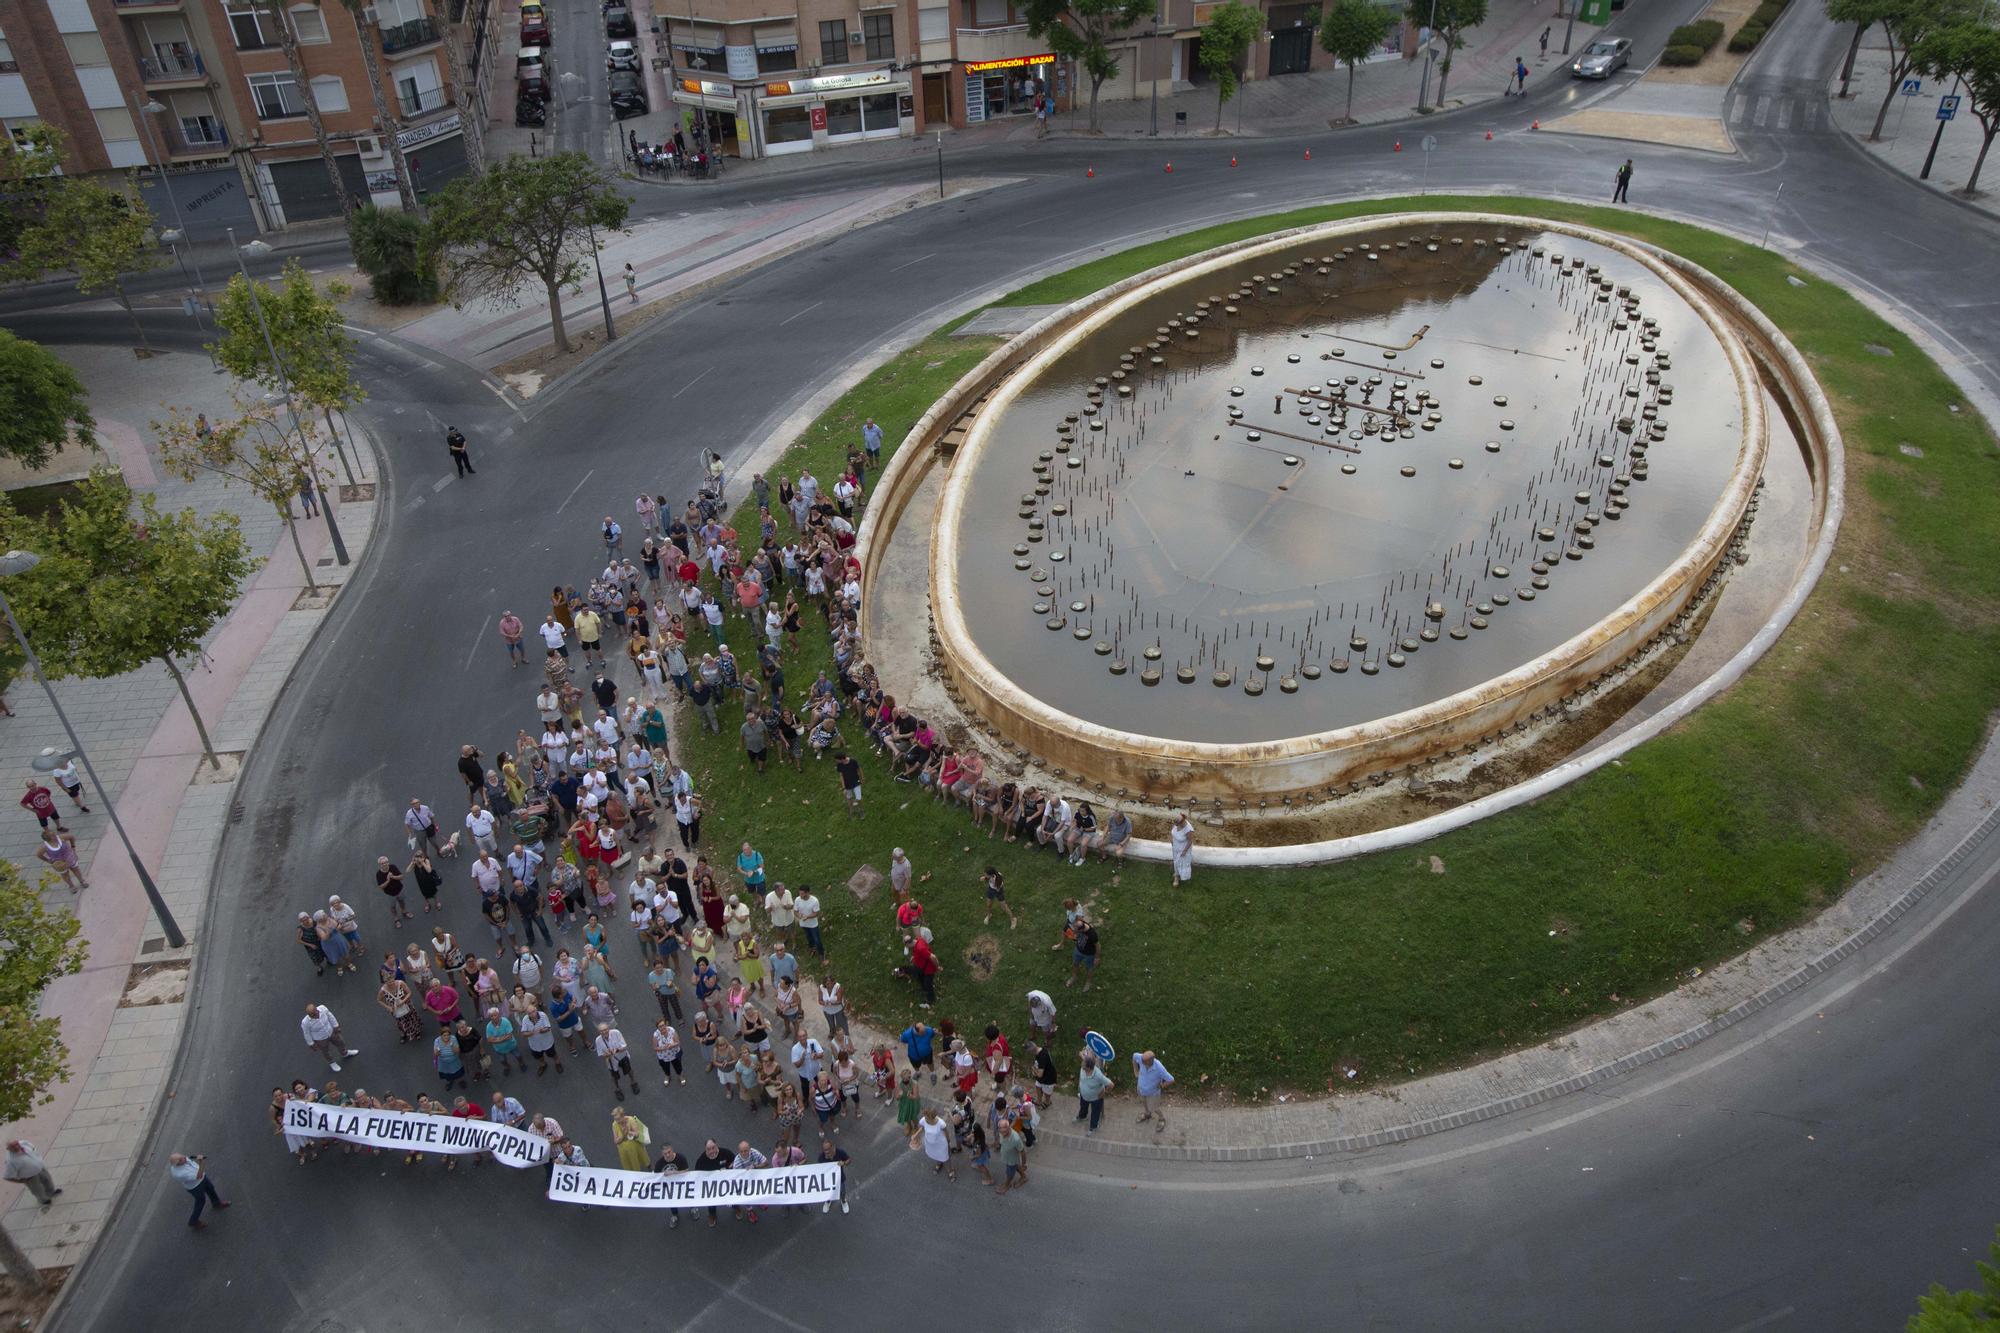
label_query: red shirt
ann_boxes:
[20,785,55,817]
[910,937,937,976]
[451,1101,485,1120]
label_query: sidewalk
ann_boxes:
[0,346,380,1271]
[1828,41,1997,218]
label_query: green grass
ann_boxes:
[675,197,2000,1097]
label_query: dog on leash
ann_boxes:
[436,831,462,859]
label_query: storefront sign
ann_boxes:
[678,76,733,96]
[963,52,1056,73]
[764,69,895,96]
[810,105,828,130]
[365,171,400,193]
[283,1099,550,1169]
[397,113,462,151]
[547,1162,843,1209]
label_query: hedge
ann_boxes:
[1668,19,1726,50]
[1728,22,1766,50]
[1660,43,1707,64]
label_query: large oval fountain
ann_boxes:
[925,216,1769,802]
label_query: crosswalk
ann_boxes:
[1729,86,1831,136]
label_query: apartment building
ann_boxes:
[0,0,491,234]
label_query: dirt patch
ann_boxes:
[121,959,189,1007]
[0,1267,68,1327]
[961,932,1001,982]
[316,265,441,334]
[188,752,244,786]
[846,863,883,902]
[1544,109,1736,154]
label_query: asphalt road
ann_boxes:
[16,9,2000,1331]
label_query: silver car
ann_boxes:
[1570,37,1631,79]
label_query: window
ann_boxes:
[247,71,306,118]
[5,117,43,147]
[291,5,331,44]
[861,13,893,60]
[818,19,846,66]
[918,6,946,41]
[972,0,1009,24]
[309,74,347,112]
[62,31,109,67]
[393,57,444,115]
[226,6,271,49]
[0,35,12,67]
[763,104,811,143]
[180,112,226,145]
[862,89,899,128]
[755,45,796,73]
[93,106,137,142]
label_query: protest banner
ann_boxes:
[546,1161,842,1209]
[283,1099,550,1169]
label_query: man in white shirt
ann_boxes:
[465,804,498,855]
[539,617,569,669]
[513,945,544,991]
[301,1002,359,1070]
[789,1034,825,1099]
[592,712,621,749]
[763,884,795,945]
[537,686,562,726]
[596,1024,641,1099]
[794,887,824,957]
[506,843,544,889]
[470,851,504,899]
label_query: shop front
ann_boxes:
[672,77,749,158]
[758,69,913,156]
[961,52,1058,123]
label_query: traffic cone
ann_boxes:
[1230,156,1238,167]
[1087,165,1095,177]
[1394,141,1402,152]
[1532,119,1540,130]
[1485,130,1493,140]
[1165,161,1173,173]
[1304,148,1312,160]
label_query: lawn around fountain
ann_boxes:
[674,196,2000,1098]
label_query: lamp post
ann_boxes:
[0,551,185,948]
[132,97,219,353]
[585,216,617,343]
[1417,0,1440,110]
[226,228,351,566]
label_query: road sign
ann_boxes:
[1422,134,1438,152]
[1901,77,1922,97]
[1083,1030,1115,1064]
[1939,94,1961,121]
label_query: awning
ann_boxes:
[758,79,908,108]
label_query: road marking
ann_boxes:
[465,614,490,671]
[1805,102,1819,130]
[1731,96,1747,125]
[890,252,936,272]
[555,468,595,514]
[1755,95,1771,127]
[671,366,713,399]
[407,493,427,511]
[431,475,454,493]
[1718,1307,1796,1333]
[777,299,824,327]
[1776,99,1792,131]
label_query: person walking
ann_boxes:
[301,1002,359,1071]
[49,755,90,816]
[1068,915,1100,991]
[1132,1049,1175,1129]
[1613,158,1634,204]
[912,1106,954,1181]
[36,826,87,891]
[1168,811,1195,884]
[623,262,639,304]
[862,417,883,470]
[993,1118,1028,1195]
[1539,24,1550,56]
[168,1152,228,1229]
[1076,1053,1112,1132]
[446,426,474,477]
[4,1140,60,1208]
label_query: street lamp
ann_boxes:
[0,550,185,948]
[226,228,351,566]
[132,96,220,357]
[584,216,616,343]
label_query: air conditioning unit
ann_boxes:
[849,30,862,41]
[355,134,381,155]
[362,5,379,21]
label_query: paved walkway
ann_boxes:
[0,346,380,1270]
[1828,41,1997,217]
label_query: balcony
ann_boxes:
[114,0,184,11]
[138,50,207,85]
[156,120,231,159]
[379,16,440,52]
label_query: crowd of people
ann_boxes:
[273,424,1181,1222]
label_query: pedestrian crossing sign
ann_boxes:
[1901,78,1922,96]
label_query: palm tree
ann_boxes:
[334,0,420,211]
[257,0,354,220]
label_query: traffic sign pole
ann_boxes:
[1923,95,1961,181]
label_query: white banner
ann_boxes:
[283,1099,550,1169]
[547,1162,842,1209]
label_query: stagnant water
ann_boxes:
[948,224,1753,743]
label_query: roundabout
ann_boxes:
[27,15,2000,1329]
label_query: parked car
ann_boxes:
[607,38,640,71]
[603,4,635,38]
[520,2,548,42]
[515,93,547,127]
[517,71,549,105]
[517,44,546,83]
[608,69,649,117]
[1569,37,1631,79]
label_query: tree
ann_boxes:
[350,204,439,304]
[1911,20,2000,195]
[1906,1226,2000,1330]
[1847,0,1969,141]
[210,260,366,480]
[1201,1,1262,130]
[8,177,161,354]
[0,472,259,770]
[0,124,68,265]
[257,0,354,220]
[1826,0,1895,98]
[423,152,629,355]
[1406,0,1487,110]
[1023,0,1156,132]
[0,860,88,1284]
[0,332,95,471]
[155,390,331,593]
[1321,0,1394,124]
[332,0,419,212]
